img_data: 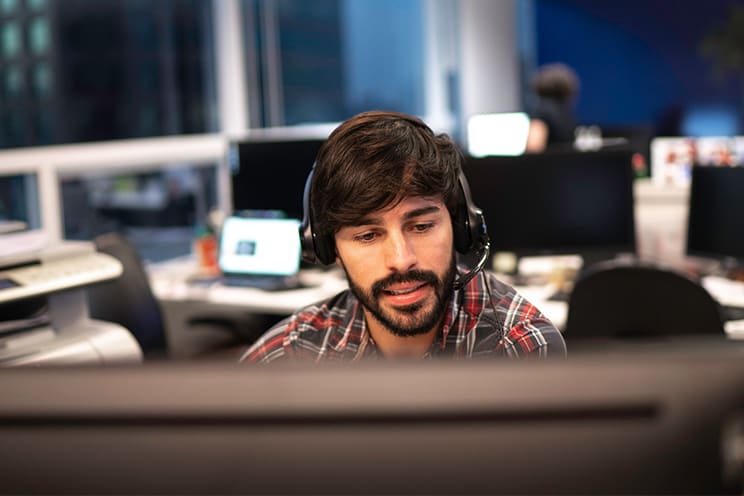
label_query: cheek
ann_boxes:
[335,242,380,283]
[419,228,454,266]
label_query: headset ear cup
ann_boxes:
[299,218,319,264]
[300,165,336,265]
[315,232,336,265]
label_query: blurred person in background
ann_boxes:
[526,63,580,152]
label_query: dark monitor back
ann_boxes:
[0,344,743,494]
[686,165,744,263]
[462,149,636,260]
[229,138,325,219]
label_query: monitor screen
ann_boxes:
[228,138,325,219]
[0,343,743,494]
[650,136,744,186]
[218,216,301,276]
[467,112,531,157]
[462,150,636,260]
[686,165,744,263]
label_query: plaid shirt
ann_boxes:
[240,270,566,363]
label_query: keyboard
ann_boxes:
[0,252,123,304]
[222,274,303,292]
[722,305,744,322]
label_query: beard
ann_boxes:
[344,255,457,338]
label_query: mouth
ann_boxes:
[381,282,430,306]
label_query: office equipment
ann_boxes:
[217,216,302,291]
[687,165,744,267]
[228,137,325,219]
[0,241,143,366]
[462,149,636,264]
[466,112,531,157]
[1,344,743,494]
[87,232,168,357]
[650,136,744,186]
[564,259,725,340]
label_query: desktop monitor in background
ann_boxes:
[228,137,326,219]
[466,112,531,157]
[686,165,744,267]
[462,149,636,265]
[650,136,744,186]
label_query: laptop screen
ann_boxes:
[218,217,301,277]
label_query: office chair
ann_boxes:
[564,259,726,341]
[89,232,266,361]
[87,232,168,358]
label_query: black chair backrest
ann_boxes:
[565,260,725,340]
[87,232,167,357]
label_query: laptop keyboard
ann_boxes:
[222,274,302,292]
[722,305,744,322]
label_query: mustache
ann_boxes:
[371,270,439,298]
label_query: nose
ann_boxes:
[383,231,417,273]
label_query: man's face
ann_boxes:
[334,196,456,337]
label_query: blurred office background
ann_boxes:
[1,0,742,263]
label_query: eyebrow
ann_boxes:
[354,205,442,227]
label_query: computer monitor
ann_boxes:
[686,165,744,265]
[1,343,743,494]
[462,149,636,261]
[228,137,325,219]
[650,136,744,186]
[466,112,531,157]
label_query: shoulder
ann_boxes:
[239,291,361,363]
[477,272,566,358]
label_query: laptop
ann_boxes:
[217,216,303,291]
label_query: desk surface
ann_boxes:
[148,256,349,315]
[148,256,744,340]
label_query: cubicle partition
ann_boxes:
[0,135,231,264]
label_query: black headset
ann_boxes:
[299,163,490,290]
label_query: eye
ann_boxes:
[354,231,378,243]
[412,222,434,233]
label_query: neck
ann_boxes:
[364,312,440,359]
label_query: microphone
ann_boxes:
[453,239,491,290]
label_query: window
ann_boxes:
[243,0,430,127]
[0,0,217,148]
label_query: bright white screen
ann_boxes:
[218,217,301,276]
[467,112,530,157]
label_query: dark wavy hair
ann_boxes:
[310,110,462,238]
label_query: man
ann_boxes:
[525,62,579,153]
[241,111,565,362]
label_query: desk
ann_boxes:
[149,256,348,314]
[148,256,348,358]
[148,256,744,359]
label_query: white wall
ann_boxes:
[458,0,522,123]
